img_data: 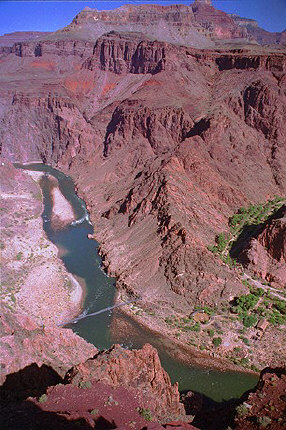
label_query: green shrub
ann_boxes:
[223,254,236,268]
[273,300,286,315]
[251,287,265,297]
[268,311,285,326]
[243,314,258,328]
[257,416,272,428]
[241,279,252,289]
[229,213,243,229]
[256,306,266,316]
[165,317,173,325]
[16,252,23,261]
[38,394,48,403]
[208,245,219,254]
[191,322,201,332]
[137,408,152,421]
[236,294,259,311]
[79,380,92,389]
[250,364,260,372]
[235,404,248,417]
[240,357,249,366]
[216,232,229,252]
[212,337,222,347]
[201,306,215,316]
[207,329,215,337]
[241,337,250,346]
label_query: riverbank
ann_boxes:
[112,285,285,374]
[10,162,261,401]
[111,291,256,374]
[0,163,84,326]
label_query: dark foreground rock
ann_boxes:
[234,368,286,430]
[65,343,185,422]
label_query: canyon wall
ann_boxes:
[0,1,285,384]
[1,23,285,314]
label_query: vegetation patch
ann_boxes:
[38,394,48,403]
[137,407,153,421]
[231,286,286,328]
[16,252,23,261]
[79,380,92,389]
[235,403,249,418]
[208,196,285,267]
[257,415,272,428]
[212,337,222,347]
[165,315,202,332]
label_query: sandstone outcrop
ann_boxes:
[0,31,50,47]
[83,32,168,75]
[0,341,191,427]
[65,4,211,49]
[0,304,97,389]
[191,0,248,41]
[66,343,185,421]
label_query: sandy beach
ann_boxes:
[24,170,44,182]
[51,185,75,227]
[0,164,83,326]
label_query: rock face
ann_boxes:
[0,31,50,51]
[191,0,248,40]
[240,206,286,287]
[0,5,286,318]
[0,341,189,427]
[65,4,211,49]
[0,2,286,376]
[0,304,97,388]
[231,15,286,46]
[66,343,185,421]
[82,32,169,75]
[234,368,286,430]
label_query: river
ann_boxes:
[16,163,258,403]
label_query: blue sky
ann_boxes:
[0,1,285,36]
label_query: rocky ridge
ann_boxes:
[65,343,185,421]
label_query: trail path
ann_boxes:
[243,274,286,302]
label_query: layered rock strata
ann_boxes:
[0,4,285,369]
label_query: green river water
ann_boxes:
[17,163,258,403]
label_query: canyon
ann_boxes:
[0,1,285,428]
